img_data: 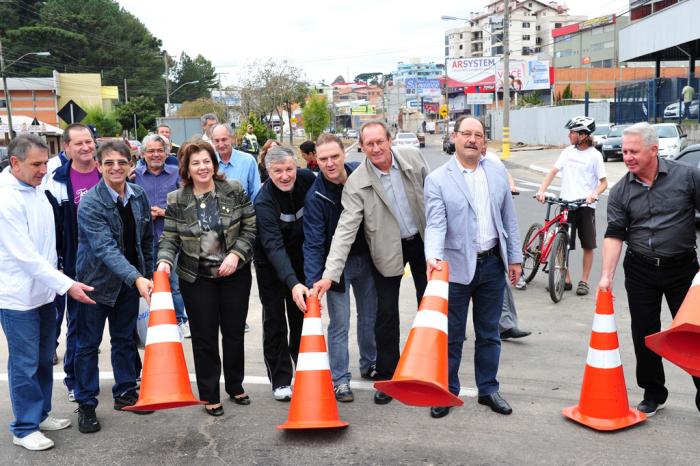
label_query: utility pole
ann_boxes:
[502,0,511,159]
[164,51,171,117]
[0,38,14,141]
[124,78,129,103]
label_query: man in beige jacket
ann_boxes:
[313,120,428,405]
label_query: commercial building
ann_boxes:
[445,0,585,62]
[552,15,630,68]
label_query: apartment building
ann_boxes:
[552,15,630,68]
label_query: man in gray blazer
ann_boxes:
[313,120,429,405]
[424,116,522,418]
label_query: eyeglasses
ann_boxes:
[102,160,130,167]
[145,149,166,154]
[455,131,484,139]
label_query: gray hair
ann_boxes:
[140,134,167,155]
[265,146,296,169]
[200,113,219,126]
[623,122,658,148]
[210,123,233,137]
[359,120,391,144]
[9,134,49,161]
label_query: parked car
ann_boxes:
[0,146,8,171]
[600,124,630,162]
[652,123,688,159]
[442,133,455,154]
[672,143,700,221]
[345,129,358,138]
[592,123,612,151]
[393,132,420,149]
[663,100,699,119]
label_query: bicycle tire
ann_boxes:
[548,231,569,303]
[522,223,543,283]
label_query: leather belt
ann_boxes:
[627,249,696,268]
[401,234,419,242]
[477,245,499,260]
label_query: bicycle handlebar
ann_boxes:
[532,194,588,208]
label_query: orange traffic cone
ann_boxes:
[646,271,700,377]
[124,271,205,411]
[277,296,348,430]
[562,289,646,430]
[374,261,463,407]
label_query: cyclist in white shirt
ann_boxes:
[535,116,608,296]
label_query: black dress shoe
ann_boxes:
[500,328,532,340]
[478,392,512,415]
[430,406,451,418]
[373,390,393,405]
[205,405,224,417]
[231,394,251,405]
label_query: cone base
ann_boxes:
[562,404,646,431]
[645,323,700,377]
[277,420,349,430]
[124,397,206,411]
[374,379,464,407]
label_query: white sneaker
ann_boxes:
[178,321,191,339]
[67,389,75,403]
[273,386,292,401]
[515,276,527,290]
[39,416,71,431]
[12,431,54,451]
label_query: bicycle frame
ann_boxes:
[526,202,572,265]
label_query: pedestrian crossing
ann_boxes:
[512,179,608,197]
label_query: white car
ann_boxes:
[652,123,688,159]
[392,132,420,149]
[346,129,358,138]
[592,123,612,146]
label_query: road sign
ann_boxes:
[290,117,298,124]
[57,100,87,124]
[439,105,448,118]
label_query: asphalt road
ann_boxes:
[1,139,699,465]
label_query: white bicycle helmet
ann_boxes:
[564,116,596,134]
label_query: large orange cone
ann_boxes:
[646,271,700,377]
[374,261,463,407]
[562,289,646,430]
[124,271,205,411]
[277,296,348,430]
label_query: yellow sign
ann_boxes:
[290,117,297,123]
[439,105,448,118]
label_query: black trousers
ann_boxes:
[623,251,700,403]
[372,236,428,380]
[179,264,252,404]
[255,263,304,390]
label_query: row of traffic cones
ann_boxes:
[129,266,700,432]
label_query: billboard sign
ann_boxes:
[466,93,494,104]
[448,57,550,91]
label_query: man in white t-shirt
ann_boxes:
[536,116,608,296]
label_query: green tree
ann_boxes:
[3,26,88,76]
[175,98,226,124]
[237,113,276,149]
[116,96,158,137]
[520,91,543,107]
[562,84,573,100]
[302,95,330,140]
[170,52,218,102]
[84,106,121,137]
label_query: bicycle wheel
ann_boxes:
[522,223,543,283]
[548,231,569,303]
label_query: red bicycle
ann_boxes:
[521,195,588,303]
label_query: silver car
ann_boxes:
[652,123,688,159]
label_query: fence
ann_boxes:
[490,102,610,146]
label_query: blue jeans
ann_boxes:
[74,284,139,406]
[447,256,505,396]
[170,265,187,324]
[0,304,55,438]
[54,293,79,390]
[326,254,378,386]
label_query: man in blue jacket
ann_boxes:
[44,123,100,402]
[304,134,377,403]
[74,140,155,433]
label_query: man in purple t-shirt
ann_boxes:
[44,123,100,402]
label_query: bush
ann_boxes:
[84,106,121,138]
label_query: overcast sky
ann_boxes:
[117,0,629,86]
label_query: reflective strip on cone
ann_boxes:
[150,292,174,312]
[411,310,448,334]
[301,318,323,336]
[586,347,622,369]
[592,313,617,333]
[145,324,181,346]
[423,280,449,300]
[296,352,330,371]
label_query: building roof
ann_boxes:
[4,77,56,91]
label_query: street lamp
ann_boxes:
[0,41,51,140]
[442,2,511,158]
[165,80,200,116]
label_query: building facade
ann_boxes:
[552,15,630,68]
[445,0,585,61]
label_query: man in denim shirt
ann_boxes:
[134,134,188,336]
[74,140,154,434]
